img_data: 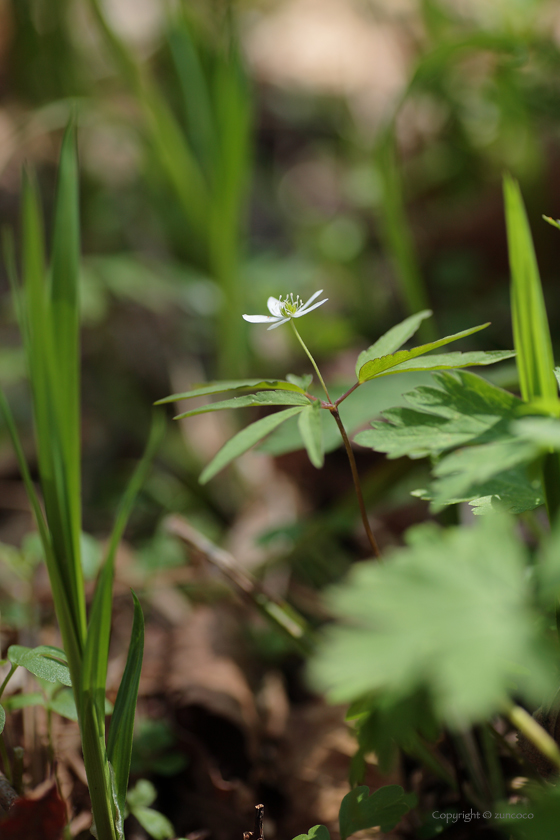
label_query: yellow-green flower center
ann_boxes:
[279,293,302,317]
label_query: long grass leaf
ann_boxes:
[0,392,83,682]
[82,413,163,721]
[503,176,557,403]
[168,18,217,175]
[376,134,434,339]
[504,177,560,521]
[47,124,86,635]
[107,591,144,816]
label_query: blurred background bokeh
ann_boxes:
[1,1,560,838]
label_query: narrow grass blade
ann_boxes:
[46,124,86,637]
[504,176,557,404]
[107,591,144,816]
[86,0,209,248]
[0,391,83,680]
[49,123,81,547]
[504,177,560,521]
[376,135,434,339]
[82,413,163,723]
[168,17,217,175]
[80,415,163,838]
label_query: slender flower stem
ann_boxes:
[289,320,381,557]
[0,664,16,701]
[290,322,333,404]
[331,408,381,557]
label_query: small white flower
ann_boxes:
[243,290,328,330]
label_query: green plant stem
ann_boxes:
[290,321,333,403]
[0,664,16,700]
[507,703,560,771]
[331,407,381,558]
[288,320,380,558]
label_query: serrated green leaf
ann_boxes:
[155,378,304,404]
[8,645,72,686]
[429,439,541,510]
[415,466,544,516]
[200,406,305,483]
[504,177,557,405]
[380,350,515,376]
[357,323,489,383]
[292,826,330,840]
[339,785,413,839]
[0,704,5,734]
[298,403,324,468]
[438,467,542,515]
[175,390,310,419]
[310,515,554,728]
[355,370,521,459]
[107,591,145,817]
[355,310,432,377]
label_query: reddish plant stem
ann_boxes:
[335,381,360,406]
[330,406,381,558]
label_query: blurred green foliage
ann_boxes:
[3,1,560,833]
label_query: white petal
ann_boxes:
[267,297,283,317]
[267,317,290,330]
[243,314,281,323]
[300,289,323,310]
[295,297,328,317]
